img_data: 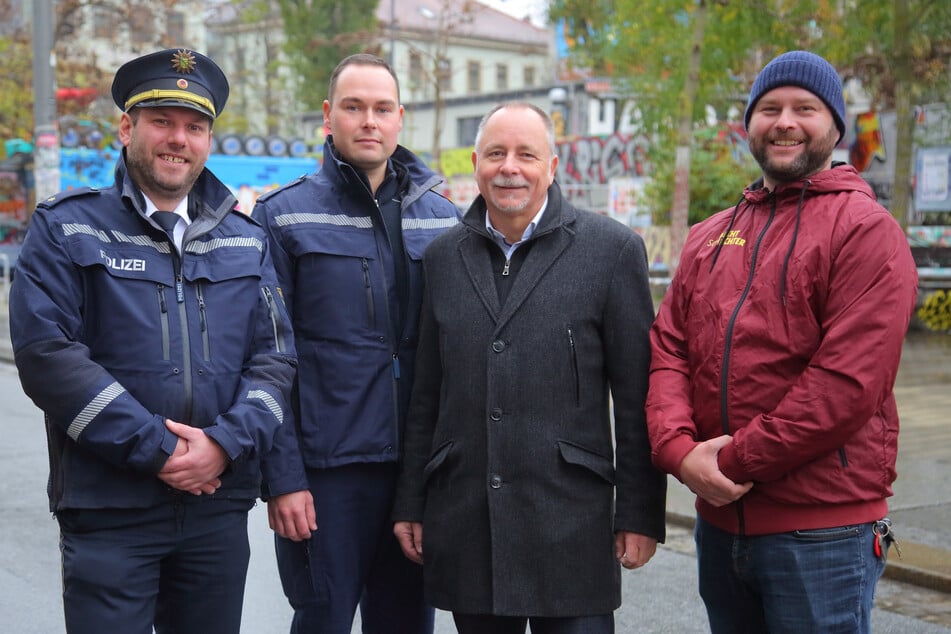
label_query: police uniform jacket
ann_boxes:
[10,154,297,511]
[392,183,667,616]
[253,138,459,496]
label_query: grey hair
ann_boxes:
[473,101,557,159]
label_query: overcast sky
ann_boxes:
[482,0,549,26]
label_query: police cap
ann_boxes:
[111,48,229,120]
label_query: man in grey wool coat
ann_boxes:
[392,101,667,634]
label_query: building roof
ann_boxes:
[378,0,549,46]
[205,0,549,47]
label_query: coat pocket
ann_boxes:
[556,440,615,484]
[423,440,454,482]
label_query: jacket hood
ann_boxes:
[711,163,877,306]
[742,162,875,205]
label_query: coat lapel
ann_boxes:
[457,229,503,322]
[457,184,575,333]
[494,223,571,332]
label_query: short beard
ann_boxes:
[750,125,838,186]
[125,142,201,203]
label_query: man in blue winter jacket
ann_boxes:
[9,49,297,634]
[252,54,460,634]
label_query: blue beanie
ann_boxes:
[744,50,846,142]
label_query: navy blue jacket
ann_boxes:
[253,139,459,496]
[10,154,297,511]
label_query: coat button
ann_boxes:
[489,474,503,489]
[492,340,506,352]
[490,408,502,421]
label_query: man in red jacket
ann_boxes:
[647,50,918,633]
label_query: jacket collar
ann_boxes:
[322,136,446,208]
[114,150,237,230]
[463,181,575,238]
[458,181,576,329]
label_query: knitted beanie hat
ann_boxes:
[744,50,846,142]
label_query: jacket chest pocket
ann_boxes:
[71,238,172,285]
[294,228,383,336]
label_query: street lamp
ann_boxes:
[31,0,61,202]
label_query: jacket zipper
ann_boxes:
[372,195,402,454]
[196,282,210,361]
[720,197,776,535]
[362,258,376,329]
[567,325,580,406]
[172,253,193,424]
[261,286,288,353]
[156,284,170,360]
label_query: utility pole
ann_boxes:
[32,0,61,203]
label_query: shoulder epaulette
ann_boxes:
[255,174,309,204]
[36,187,102,209]
[229,207,262,227]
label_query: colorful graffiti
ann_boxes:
[58,149,319,213]
[850,112,887,173]
[556,132,649,186]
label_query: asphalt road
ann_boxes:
[1,361,948,633]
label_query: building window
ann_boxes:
[167,12,185,44]
[496,64,508,92]
[467,60,481,94]
[524,66,536,87]
[409,51,423,91]
[129,9,152,44]
[458,116,481,147]
[93,8,113,38]
[437,57,452,92]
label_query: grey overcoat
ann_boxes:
[393,183,667,616]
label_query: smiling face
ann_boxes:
[323,63,403,188]
[120,106,212,209]
[472,105,558,223]
[747,85,838,190]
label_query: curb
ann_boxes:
[665,511,951,594]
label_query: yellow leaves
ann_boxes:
[917,290,951,333]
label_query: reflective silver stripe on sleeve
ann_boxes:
[186,236,264,255]
[275,213,373,229]
[67,382,127,441]
[247,389,284,425]
[402,217,459,231]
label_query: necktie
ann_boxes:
[152,210,180,236]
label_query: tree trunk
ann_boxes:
[890,0,913,229]
[668,0,708,274]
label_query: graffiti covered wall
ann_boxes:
[59,149,319,212]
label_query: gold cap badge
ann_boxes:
[170,49,197,74]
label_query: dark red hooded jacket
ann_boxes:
[647,163,918,535]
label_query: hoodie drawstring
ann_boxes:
[780,183,809,305]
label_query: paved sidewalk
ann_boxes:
[1,292,949,593]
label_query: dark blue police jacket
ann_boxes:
[253,139,459,497]
[10,154,298,511]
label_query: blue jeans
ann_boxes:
[695,517,887,634]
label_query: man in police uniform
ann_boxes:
[9,49,297,634]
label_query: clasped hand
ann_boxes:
[679,435,753,507]
[157,419,228,495]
